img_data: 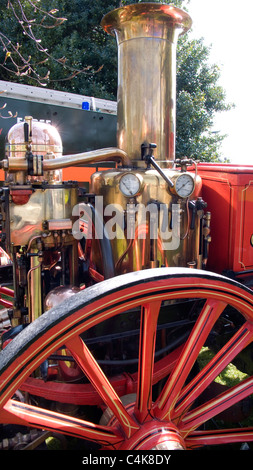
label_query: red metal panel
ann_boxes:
[197,163,253,275]
[242,183,253,268]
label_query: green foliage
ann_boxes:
[36,0,119,98]
[0,0,232,161]
[176,36,233,160]
[198,347,248,388]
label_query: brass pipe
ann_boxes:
[27,252,42,322]
[1,157,27,172]
[1,147,131,173]
[42,147,131,170]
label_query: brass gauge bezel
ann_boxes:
[118,172,143,197]
[171,172,195,198]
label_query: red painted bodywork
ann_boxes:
[197,163,253,276]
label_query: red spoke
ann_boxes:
[135,301,161,423]
[174,321,253,420]
[1,399,122,446]
[185,427,253,449]
[180,376,253,437]
[153,299,226,420]
[65,336,140,439]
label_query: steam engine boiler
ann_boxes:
[0,3,208,328]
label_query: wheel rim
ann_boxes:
[1,267,253,450]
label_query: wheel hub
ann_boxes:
[101,395,185,450]
[118,420,186,450]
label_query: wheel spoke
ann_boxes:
[65,336,140,439]
[2,399,122,446]
[153,299,227,420]
[179,376,253,437]
[185,427,253,448]
[135,301,161,422]
[173,321,253,420]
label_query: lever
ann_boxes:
[24,122,29,143]
[141,142,174,188]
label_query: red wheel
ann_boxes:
[1,268,253,450]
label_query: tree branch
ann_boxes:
[1,0,94,86]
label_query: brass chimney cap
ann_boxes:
[101,2,192,40]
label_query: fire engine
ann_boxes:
[0,2,253,451]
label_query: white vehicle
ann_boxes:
[0,80,117,157]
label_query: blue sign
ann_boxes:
[82,101,90,110]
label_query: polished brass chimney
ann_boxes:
[101,3,192,167]
[89,4,203,276]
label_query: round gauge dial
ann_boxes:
[175,173,195,198]
[119,173,141,197]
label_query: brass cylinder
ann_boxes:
[101,3,192,167]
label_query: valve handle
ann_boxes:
[141,142,174,188]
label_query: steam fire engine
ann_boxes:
[0,3,253,451]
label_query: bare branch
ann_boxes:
[1,0,92,86]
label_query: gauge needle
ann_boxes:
[122,180,133,195]
[178,182,191,190]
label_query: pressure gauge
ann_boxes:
[174,173,195,198]
[119,173,142,197]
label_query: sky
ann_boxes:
[186,0,253,165]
